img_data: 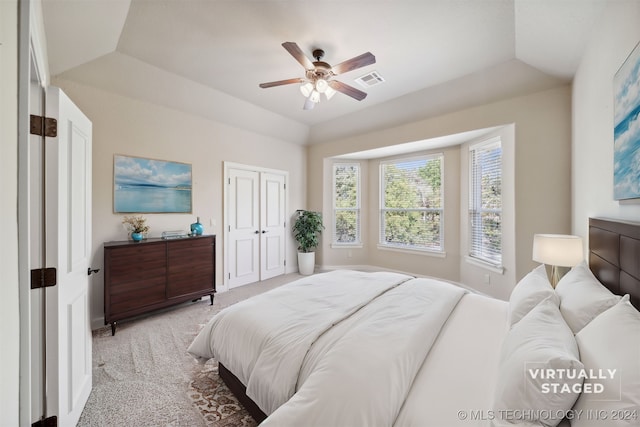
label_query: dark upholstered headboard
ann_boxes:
[589,217,640,309]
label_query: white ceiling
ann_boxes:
[42,0,608,145]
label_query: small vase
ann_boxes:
[190,217,204,236]
[131,232,143,242]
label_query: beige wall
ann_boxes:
[309,85,572,300]
[53,79,307,329]
[572,1,640,241]
[1,0,20,423]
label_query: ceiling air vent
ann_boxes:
[354,70,385,88]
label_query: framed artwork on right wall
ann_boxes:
[614,40,640,200]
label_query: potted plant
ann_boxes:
[122,215,150,242]
[292,210,324,275]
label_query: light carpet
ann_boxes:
[78,273,303,426]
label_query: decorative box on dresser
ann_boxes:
[104,235,216,335]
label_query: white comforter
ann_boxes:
[261,277,467,426]
[187,270,414,414]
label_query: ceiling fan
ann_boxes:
[259,42,376,110]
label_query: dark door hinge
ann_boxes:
[32,415,57,427]
[30,115,57,137]
[30,268,57,289]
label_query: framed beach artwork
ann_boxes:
[114,154,192,213]
[614,41,640,200]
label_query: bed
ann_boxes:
[188,217,640,426]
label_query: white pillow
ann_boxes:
[555,261,620,333]
[508,264,558,327]
[571,295,640,427]
[492,298,583,427]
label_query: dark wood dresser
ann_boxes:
[104,235,216,335]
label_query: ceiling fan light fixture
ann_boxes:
[260,42,376,110]
[300,82,314,97]
[315,78,329,93]
[303,97,315,110]
[324,86,337,100]
[309,90,321,103]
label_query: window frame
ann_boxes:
[332,162,361,246]
[468,137,503,268]
[378,153,444,254]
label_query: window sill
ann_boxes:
[464,256,504,274]
[331,243,363,249]
[377,244,446,258]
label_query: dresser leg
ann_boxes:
[210,294,214,305]
[111,322,117,336]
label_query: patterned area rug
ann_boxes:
[189,362,256,427]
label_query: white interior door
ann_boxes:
[228,168,260,288]
[45,86,93,427]
[260,173,286,280]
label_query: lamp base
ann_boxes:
[550,265,562,288]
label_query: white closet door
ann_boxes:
[260,172,286,280]
[225,163,288,289]
[228,168,260,288]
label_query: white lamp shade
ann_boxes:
[309,90,320,103]
[324,86,336,100]
[315,78,329,93]
[532,234,584,267]
[300,82,313,97]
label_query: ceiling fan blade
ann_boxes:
[282,42,315,70]
[331,52,376,75]
[259,78,303,88]
[303,97,315,110]
[328,80,368,101]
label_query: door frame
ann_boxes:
[223,162,288,291]
[18,0,50,424]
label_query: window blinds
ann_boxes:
[380,154,443,251]
[333,163,360,244]
[469,140,502,265]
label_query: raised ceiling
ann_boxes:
[42,0,607,144]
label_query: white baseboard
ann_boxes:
[319,264,379,272]
[91,316,105,331]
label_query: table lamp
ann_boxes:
[532,234,584,287]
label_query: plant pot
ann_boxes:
[131,232,143,242]
[297,252,315,275]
